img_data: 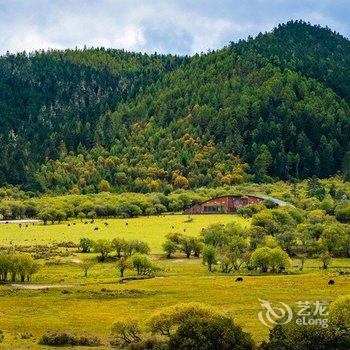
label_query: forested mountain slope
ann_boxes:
[0,50,185,186]
[1,20,350,194]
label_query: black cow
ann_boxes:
[235,277,243,282]
[328,279,335,285]
[94,227,99,231]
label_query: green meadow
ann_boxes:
[0,215,349,349]
[0,215,249,253]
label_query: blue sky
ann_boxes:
[1,0,349,55]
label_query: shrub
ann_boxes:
[162,240,178,258]
[93,239,112,261]
[127,337,167,350]
[250,247,290,273]
[132,254,158,276]
[260,324,350,350]
[111,320,142,347]
[202,245,217,272]
[329,294,350,330]
[147,302,221,337]
[39,331,101,347]
[78,238,94,253]
[168,316,255,350]
[335,204,350,223]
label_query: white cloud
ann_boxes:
[0,0,348,55]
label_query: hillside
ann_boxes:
[1,20,350,194]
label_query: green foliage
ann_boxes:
[132,254,157,276]
[2,22,350,192]
[147,302,221,337]
[39,331,101,347]
[162,240,178,258]
[202,245,218,272]
[93,239,113,262]
[116,257,132,277]
[80,260,94,278]
[335,204,350,223]
[260,324,350,350]
[168,316,255,350]
[0,252,39,282]
[329,294,350,330]
[78,238,94,253]
[250,247,290,273]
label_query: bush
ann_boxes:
[162,240,178,258]
[93,239,112,261]
[260,324,350,350]
[250,247,290,273]
[132,254,158,276]
[147,302,221,337]
[335,204,350,223]
[39,331,101,347]
[329,294,350,330]
[168,316,255,350]
[127,337,167,350]
[78,238,94,253]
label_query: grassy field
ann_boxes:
[0,214,249,253]
[0,215,349,349]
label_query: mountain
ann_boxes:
[1,20,350,194]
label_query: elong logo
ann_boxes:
[258,299,329,329]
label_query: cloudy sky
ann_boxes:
[1,0,349,55]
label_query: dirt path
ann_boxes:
[11,283,76,290]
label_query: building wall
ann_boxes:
[184,196,264,214]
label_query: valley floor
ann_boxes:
[0,216,349,349]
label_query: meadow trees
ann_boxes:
[250,247,290,273]
[168,315,255,350]
[0,252,39,282]
[162,240,178,258]
[93,240,113,261]
[132,254,158,276]
[78,238,94,253]
[116,257,132,277]
[112,303,255,349]
[80,260,94,277]
[202,245,218,272]
[162,233,203,259]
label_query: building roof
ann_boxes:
[193,194,290,207]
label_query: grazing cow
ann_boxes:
[235,277,243,282]
[126,222,128,226]
[33,223,35,226]
[94,227,99,231]
[90,220,94,224]
[172,226,174,229]
[84,222,88,224]
[183,229,186,232]
[25,224,28,228]
[73,223,76,225]
[328,279,335,285]
[104,222,108,226]
[68,223,71,227]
